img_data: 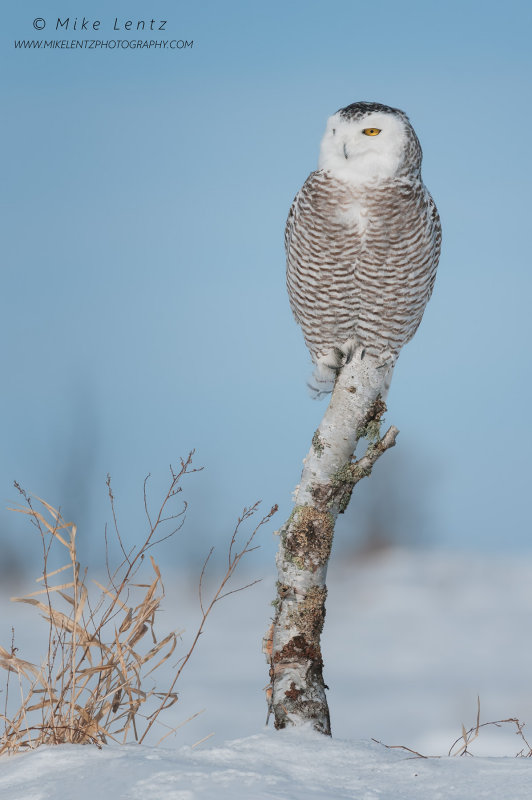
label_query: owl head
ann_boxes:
[318,101,422,183]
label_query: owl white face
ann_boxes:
[318,111,408,184]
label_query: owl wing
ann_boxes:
[350,180,441,358]
[286,171,363,362]
[403,188,441,339]
[284,195,298,321]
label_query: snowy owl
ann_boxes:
[285,101,441,396]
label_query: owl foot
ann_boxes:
[308,338,362,399]
[327,337,362,370]
[375,349,395,371]
[374,350,395,399]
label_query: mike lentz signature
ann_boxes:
[55,17,168,32]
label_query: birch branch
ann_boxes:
[264,347,398,735]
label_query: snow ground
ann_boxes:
[2,729,532,800]
[2,548,532,798]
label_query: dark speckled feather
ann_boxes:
[286,167,441,364]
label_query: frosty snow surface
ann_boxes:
[2,548,532,798]
[2,730,532,800]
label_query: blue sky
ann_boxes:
[2,0,532,570]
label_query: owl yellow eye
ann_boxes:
[362,128,381,136]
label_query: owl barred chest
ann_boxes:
[286,101,441,393]
[286,171,439,360]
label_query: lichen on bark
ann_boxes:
[312,430,325,457]
[284,506,334,571]
[288,586,327,641]
[265,352,399,736]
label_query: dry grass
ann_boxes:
[373,697,532,760]
[0,452,277,754]
[447,697,532,758]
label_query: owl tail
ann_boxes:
[307,360,336,399]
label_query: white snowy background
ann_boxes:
[2,549,532,798]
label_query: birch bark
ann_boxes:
[264,349,399,734]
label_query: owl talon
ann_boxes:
[308,338,362,398]
[322,342,356,374]
[332,347,345,366]
[335,337,360,369]
[375,349,395,371]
